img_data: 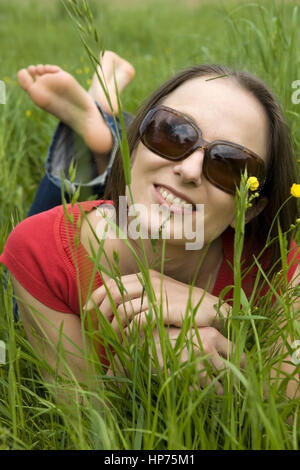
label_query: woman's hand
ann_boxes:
[84,269,231,337]
[106,323,246,396]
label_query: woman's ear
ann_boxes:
[230,196,269,229]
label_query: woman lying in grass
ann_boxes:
[1,51,299,399]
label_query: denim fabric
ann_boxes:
[28,104,134,216]
[45,104,118,192]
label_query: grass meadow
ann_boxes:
[0,0,300,450]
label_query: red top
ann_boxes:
[1,199,300,315]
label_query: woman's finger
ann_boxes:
[99,286,148,321]
[214,333,247,369]
[110,300,150,340]
[202,349,227,374]
[211,301,232,330]
[197,368,223,396]
[196,327,247,369]
[84,272,146,311]
[173,334,224,395]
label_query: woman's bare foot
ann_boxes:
[17,64,113,154]
[88,51,135,115]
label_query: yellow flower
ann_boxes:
[26,110,32,118]
[84,66,90,74]
[86,78,92,86]
[247,176,259,191]
[76,68,82,75]
[291,183,300,198]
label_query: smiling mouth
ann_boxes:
[154,184,197,211]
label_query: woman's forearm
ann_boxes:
[12,277,95,389]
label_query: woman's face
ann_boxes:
[127,75,269,248]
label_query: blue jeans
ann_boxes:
[28,104,133,216]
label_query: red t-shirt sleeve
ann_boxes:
[287,239,300,281]
[0,206,75,313]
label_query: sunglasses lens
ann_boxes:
[205,144,265,193]
[141,108,198,159]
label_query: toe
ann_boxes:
[44,65,61,73]
[102,50,118,62]
[27,65,37,77]
[36,64,45,75]
[17,69,34,90]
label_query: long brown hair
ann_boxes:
[104,64,298,276]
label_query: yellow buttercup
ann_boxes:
[290,183,300,198]
[247,176,259,191]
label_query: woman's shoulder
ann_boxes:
[1,199,112,248]
[1,204,63,259]
[0,205,69,311]
[0,198,112,274]
[80,200,115,258]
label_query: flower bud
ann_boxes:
[247,177,259,191]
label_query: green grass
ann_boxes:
[0,0,300,450]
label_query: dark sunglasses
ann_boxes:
[139,105,266,195]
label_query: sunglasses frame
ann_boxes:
[139,105,266,195]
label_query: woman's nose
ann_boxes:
[172,148,205,186]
